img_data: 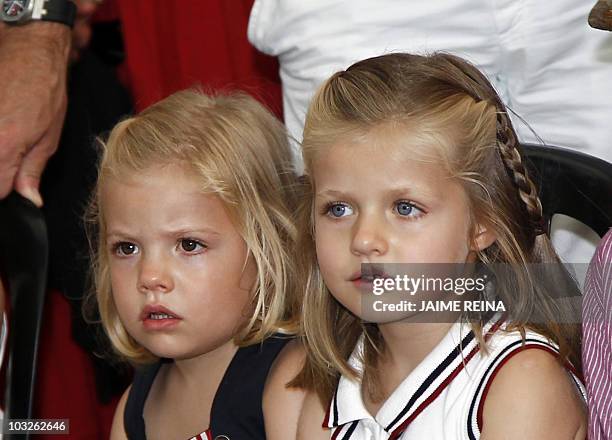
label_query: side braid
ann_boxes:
[439,55,548,237]
[495,111,547,236]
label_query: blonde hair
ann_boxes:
[294,53,581,402]
[86,89,299,364]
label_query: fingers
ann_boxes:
[13,97,67,208]
[0,164,19,200]
[73,0,99,50]
[76,0,100,17]
[70,18,92,61]
[73,20,92,50]
[0,125,27,199]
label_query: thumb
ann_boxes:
[15,184,43,208]
[14,164,44,208]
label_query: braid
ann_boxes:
[495,112,547,236]
[437,53,548,237]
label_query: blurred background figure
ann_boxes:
[589,0,612,31]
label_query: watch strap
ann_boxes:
[37,0,76,27]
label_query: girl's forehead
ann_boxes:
[102,160,195,184]
[98,162,245,236]
[99,162,220,206]
[312,141,461,200]
[313,123,453,171]
[99,163,210,217]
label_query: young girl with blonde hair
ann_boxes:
[87,89,304,440]
[295,53,587,439]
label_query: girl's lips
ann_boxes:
[351,276,391,292]
[352,277,372,289]
[140,304,182,321]
[349,268,391,282]
[142,317,181,331]
[350,266,392,292]
[140,304,183,330]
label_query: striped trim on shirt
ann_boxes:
[326,317,505,438]
[189,430,212,440]
[466,338,585,440]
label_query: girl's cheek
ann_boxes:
[315,231,344,269]
[109,264,134,292]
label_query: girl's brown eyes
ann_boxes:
[110,239,206,256]
[112,242,138,256]
[179,238,205,252]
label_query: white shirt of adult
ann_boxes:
[248,0,611,264]
[248,0,612,169]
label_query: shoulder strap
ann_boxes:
[209,335,290,439]
[124,361,164,440]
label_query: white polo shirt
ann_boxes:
[324,318,585,439]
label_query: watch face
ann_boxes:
[2,0,30,21]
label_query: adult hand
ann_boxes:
[70,0,101,62]
[0,22,71,207]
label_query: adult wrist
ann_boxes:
[0,21,71,63]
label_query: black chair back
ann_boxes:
[0,192,49,440]
[522,143,612,238]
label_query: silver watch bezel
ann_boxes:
[1,0,38,24]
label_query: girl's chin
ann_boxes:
[139,343,191,360]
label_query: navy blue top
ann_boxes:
[124,335,290,439]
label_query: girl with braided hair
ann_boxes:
[294,53,587,439]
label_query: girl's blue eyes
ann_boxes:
[396,201,415,216]
[327,203,354,218]
[111,239,206,256]
[325,201,422,218]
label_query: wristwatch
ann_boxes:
[1,0,76,27]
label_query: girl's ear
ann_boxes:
[470,223,497,252]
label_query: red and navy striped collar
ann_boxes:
[325,317,504,439]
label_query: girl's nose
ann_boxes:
[137,254,174,294]
[350,214,389,257]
